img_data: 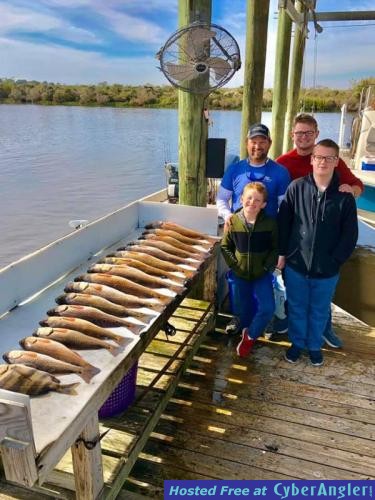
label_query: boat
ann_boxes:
[340,85,375,223]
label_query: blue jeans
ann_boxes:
[233,273,275,340]
[284,265,339,351]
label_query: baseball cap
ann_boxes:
[247,123,270,139]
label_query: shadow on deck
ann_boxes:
[120,306,375,498]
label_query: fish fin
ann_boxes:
[57,382,80,395]
[80,365,100,383]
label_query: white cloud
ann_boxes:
[0,37,166,85]
[0,3,100,44]
[98,7,168,45]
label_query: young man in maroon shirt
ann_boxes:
[277,113,363,348]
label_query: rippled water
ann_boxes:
[0,104,345,268]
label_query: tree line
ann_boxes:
[0,77,373,112]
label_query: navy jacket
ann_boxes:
[278,172,358,278]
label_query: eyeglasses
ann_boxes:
[312,154,338,163]
[293,130,315,137]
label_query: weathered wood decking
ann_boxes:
[0,304,374,499]
[118,306,374,497]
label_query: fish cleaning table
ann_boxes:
[0,199,219,499]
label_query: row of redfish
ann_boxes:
[0,221,216,396]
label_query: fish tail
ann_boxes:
[135,313,154,324]
[107,344,122,356]
[57,382,80,395]
[114,335,127,346]
[80,365,100,383]
[170,284,186,295]
[147,301,165,312]
[128,324,144,336]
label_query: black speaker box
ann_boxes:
[206,138,227,178]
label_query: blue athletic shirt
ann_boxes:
[221,158,291,218]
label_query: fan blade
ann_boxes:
[165,62,197,81]
[184,28,216,59]
[207,57,232,81]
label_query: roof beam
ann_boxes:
[308,11,375,22]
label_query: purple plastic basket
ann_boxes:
[98,361,138,419]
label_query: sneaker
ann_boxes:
[273,316,288,334]
[284,345,301,364]
[323,329,343,348]
[236,328,255,358]
[225,316,241,335]
[309,350,324,366]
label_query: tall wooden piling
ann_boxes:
[269,3,293,159]
[283,0,306,152]
[178,0,211,207]
[240,0,270,159]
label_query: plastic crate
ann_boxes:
[98,361,138,418]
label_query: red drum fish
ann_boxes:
[4,350,98,384]
[114,245,199,268]
[40,316,127,345]
[88,264,185,294]
[144,221,217,243]
[56,292,154,322]
[47,305,144,334]
[143,228,212,249]
[64,281,165,312]
[124,239,205,261]
[75,273,173,303]
[33,327,120,356]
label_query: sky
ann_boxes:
[0,0,374,89]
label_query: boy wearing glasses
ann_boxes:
[221,182,278,357]
[277,139,358,366]
[276,113,363,349]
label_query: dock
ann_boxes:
[1,302,373,499]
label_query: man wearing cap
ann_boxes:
[217,124,291,223]
[217,123,290,335]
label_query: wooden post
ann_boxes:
[269,3,293,159]
[240,0,270,159]
[0,395,38,488]
[283,0,306,152]
[178,0,211,207]
[71,413,104,499]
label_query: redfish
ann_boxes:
[144,228,212,249]
[33,327,120,356]
[64,281,165,312]
[56,292,154,322]
[142,233,209,255]
[47,305,143,334]
[114,245,198,268]
[40,316,127,345]
[75,273,172,303]
[144,221,217,243]
[107,251,195,278]
[3,350,98,384]
[98,257,187,283]
[125,239,204,261]
[89,264,185,294]
[19,336,100,381]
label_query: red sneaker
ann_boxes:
[236,328,255,357]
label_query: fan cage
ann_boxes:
[158,22,241,94]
